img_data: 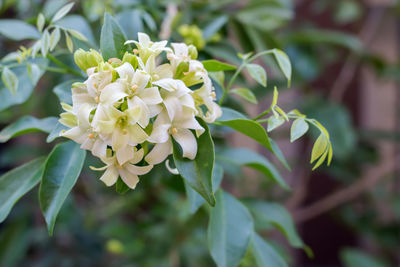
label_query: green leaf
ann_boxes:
[290,118,309,142]
[173,118,215,206]
[0,19,41,40]
[267,116,285,132]
[53,80,77,104]
[37,13,45,32]
[250,233,288,267]
[208,190,254,267]
[1,67,18,95]
[49,27,61,51]
[245,201,304,248]
[68,29,87,41]
[231,88,258,104]
[0,116,58,143]
[246,63,267,87]
[46,122,68,143]
[202,59,237,72]
[0,157,46,223]
[184,164,223,214]
[56,15,96,45]
[216,148,289,189]
[116,10,143,40]
[100,13,127,60]
[51,2,74,23]
[270,139,291,171]
[41,29,50,57]
[65,31,73,52]
[340,248,389,267]
[272,48,292,86]
[215,107,272,151]
[26,63,41,83]
[116,177,130,195]
[39,141,86,235]
[203,15,228,39]
[311,133,328,163]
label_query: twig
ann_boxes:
[293,159,394,223]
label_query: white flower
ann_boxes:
[125,32,168,63]
[92,148,153,189]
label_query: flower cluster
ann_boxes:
[59,33,222,189]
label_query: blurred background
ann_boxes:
[0,0,399,266]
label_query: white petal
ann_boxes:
[153,78,177,92]
[116,145,135,165]
[112,129,129,151]
[147,121,170,143]
[138,87,163,105]
[61,127,87,144]
[100,166,119,186]
[145,139,172,165]
[125,164,153,175]
[138,32,150,47]
[171,43,189,57]
[172,128,197,160]
[119,169,139,189]
[163,96,182,121]
[115,62,135,81]
[130,148,144,164]
[91,138,107,158]
[165,159,179,175]
[127,96,150,128]
[148,104,163,118]
[132,70,150,92]
[100,82,128,104]
[154,64,173,79]
[127,124,149,144]
[174,113,204,134]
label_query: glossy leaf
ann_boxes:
[0,116,58,143]
[0,157,46,223]
[184,164,223,214]
[272,49,292,86]
[208,190,253,267]
[173,118,215,206]
[290,118,309,142]
[39,141,86,235]
[216,148,289,189]
[215,107,272,151]
[46,122,68,143]
[246,63,267,87]
[231,88,258,104]
[1,67,18,95]
[250,233,288,267]
[51,2,74,23]
[246,200,304,248]
[0,19,40,40]
[202,59,237,72]
[267,116,285,132]
[100,13,127,60]
[53,80,77,104]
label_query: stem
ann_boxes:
[47,54,83,77]
[253,107,272,120]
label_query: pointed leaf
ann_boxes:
[290,118,309,142]
[100,13,127,60]
[41,29,50,57]
[65,31,73,52]
[215,107,272,151]
[39,141,86,235]
[0,116,58,143]
[216,148,289,189]
[0,157,46,223]
[0,19,40,40]
[46,122,68,143]
[250,233,288,267]
[311,133,328,163]
[208,190,254,267]
[202,59,237,72]
[246,63,267,87]
[49,27,61,51]
[272,49,292,86]
[37,13,45,32]
[1,67,18,95]
[267,116,285,132]
[173,118,216,206]
[51,2,74,23]
[231,87,258,104]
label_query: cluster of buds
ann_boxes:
[59,33,222,189]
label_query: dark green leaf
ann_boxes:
[202,59,237,72]
[250,233,288,267]
[0,19,40,40]
[246,63,267,87]
[0,116,58,143]
[173,118,215,206]
[116,177,130,195]
[184,164,223,214]
[216,148,289,189]
[100,13,127,60]
[215,107,272,151]
[39,141,86,235]
[245,201,304,248]
[0,157,46,223]
[208,190,254,267]
[46,122,68,143]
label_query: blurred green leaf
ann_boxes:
[173,118,216,206]
[270,139,291,170]
[39,141,86,235]
[0,219,30,267]
[1,67,18,95]
[184,164,223,214]
[231,88,258,104]
[100,13,127,60]
[116,177,130,195]
[0,116,58,143]
[246,63,267,87]
[250,233,288,267]
[46,122,68,143]
[215,107,272,151]
[203,16,228,39]
[290,118,309,142]
[340,248,389,267]
[216,148,289,189]
[116,10,143,40]
[208,190,253,267]
[202,60,237,72]
[56,15,96,45]
[0,19,40,40]
[272,49,292,85]
[37,13,45,32]
[0,157,46,223]
[51,2,74,23]
[53,79,77,104]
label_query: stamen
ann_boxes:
[88,133,95,139]
[133,49,139,54]
[171,127,178,134]
[95,96,100,103]
[211,92,216,99]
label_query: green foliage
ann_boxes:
[246,63,267,87]
[0,157,46,222]
[0,19,40,40]
[100,13,127,60]
[202,59,237,72]
[39,141,86,235]
[340,248,389,267]
[231,87,258,104]
[250,233,288,267]
[208,190,254,267]
[173,119,216,206]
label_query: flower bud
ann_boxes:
[74,49,104,72]
[86,49,103,67]
[188,45,198,59]
[73,49,88,71]
[122,52,138,69]
[108,58,122,68]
